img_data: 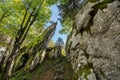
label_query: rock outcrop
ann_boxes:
[66,1,120,80]
[30,22,57,71]
[13,23,57,72]
[46,45,62,59]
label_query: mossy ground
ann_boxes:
[0,57,73,80]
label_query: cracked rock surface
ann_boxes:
[66,1,120,80]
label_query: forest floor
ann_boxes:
[8,57,73,80]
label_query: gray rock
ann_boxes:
[0,47,6,62]
[29,23,57,72]
[66,1,120,80]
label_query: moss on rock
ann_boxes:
[73,65,92,80]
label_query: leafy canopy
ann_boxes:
[0,0,77,47]
[0,0,55,47]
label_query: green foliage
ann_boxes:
[91,0,115,12]
[73,65,91,80]
[47,40,55,47]
[93,3,107,10]
[24,34,44,47]
[0,0,24,37]
[0,0,74,41]
[46,0,58,6]
[58,0,81,34]
[88,0,99,3]
[88,0,114,3]
[60,18,73,34]
[62,48,66,56]
[0,0,57,48]
[0,0,75,79]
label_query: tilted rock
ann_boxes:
[29,22,57,71]
[66,1,120,80]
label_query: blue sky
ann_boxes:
[46,0,84,43]
[49,5,67,43]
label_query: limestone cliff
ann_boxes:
[66,1,120,80]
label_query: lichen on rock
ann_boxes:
[66,0,120,80]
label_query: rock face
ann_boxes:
[13,23,57,72]
[29,23,57,71]
[46,46,62,59]
[66,1,120,80]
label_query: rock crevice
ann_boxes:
[66,1,120,80]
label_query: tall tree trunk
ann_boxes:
[1,43,20,80]
[1,1,44,79]
[0,39,13,72]
[0,56,5,71]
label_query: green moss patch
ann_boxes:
[88,0,114,3]
[73,65,92,80]
[88,0,99,3]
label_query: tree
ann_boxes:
[0,0,52,79]
[58,0,82,34]
[56,37,64,47]
[0,0,72,79]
